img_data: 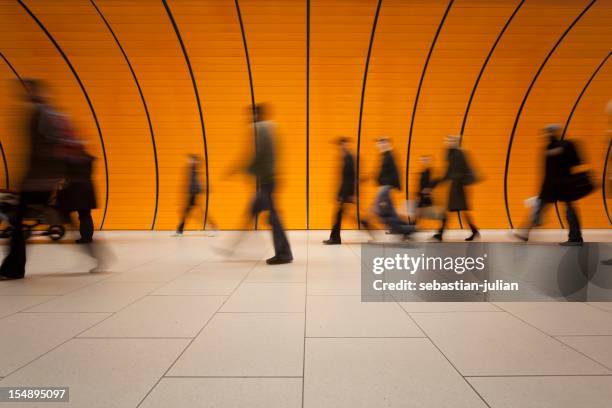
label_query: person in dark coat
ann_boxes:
[363,137,415,239]
[1,80,64,280]
[516,124,584,245]
[324,137,356,245]
[411,155,439,225]
[248,104,293,264]
[432,135,480,242]
[57,134,97,244]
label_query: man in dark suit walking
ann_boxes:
[248,104,293,264]
[324,137,356,245]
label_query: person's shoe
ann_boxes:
[323,239,341,245]
[601,258,612,266]
[0,275,23,280]
[559,239,583,247]
[75,238,93,244]
[401,232,414,241]
[172,231,183,237]
[431,233,443,242]
[465,230,480,242]
[266,255,293,265]
[513,232,529,242]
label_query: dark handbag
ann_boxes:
[558,171,594,202]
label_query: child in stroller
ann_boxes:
[0,190,65,240]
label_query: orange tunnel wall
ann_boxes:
[0,0,610,230]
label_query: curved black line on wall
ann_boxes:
[355,0,383,228]
[405,0,454,199]
[306,0,310,229]
[555,51,611,226]
[18,0,110,229]
[603,139,612,225]
[456,0,525,228]
[502,0,596,229]
[0,51,24,189]
[162,0,210,230]
[235,0,258,230]
[91,0,160,231]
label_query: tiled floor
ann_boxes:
[0,229,610,407]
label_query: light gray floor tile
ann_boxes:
[140,378,302,408]
[27,282,159,313]
[0,338,188,408]
[399,301,501,313]
[0,296,55,318]
[80,295,225,338]
[307,296,423,337]
[0,274,106,296]
[557,336,612,370]
[152,265,251,296]
[221,283,305,312]
[494,302,612,335]
[412,312,610,376]
[0,313,109,376]
[304,338,486,408]
[169,313,304,377]
[469,376,612,408]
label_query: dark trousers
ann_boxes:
[0,191,50,279]
[532,200,582,241]
[329,199,350,242]
[251,182,292,258]
[176,194,197,233]
[437,211,478,236]
[77,210,94,241]
[373,186,415,235]
[62,209,94,241]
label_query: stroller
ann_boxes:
[0,190,66,241]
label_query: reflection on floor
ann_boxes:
[0,230,611,407]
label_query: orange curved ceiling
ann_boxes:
[0,0,610,230]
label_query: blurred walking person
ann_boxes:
[56,119,97,244]
[515,124,590,246]
[174,154,218,236]
[229,104,292,264]
[363,137,415,239]
[323,137,356,245]
[432,135,480,242]
[1,80,65,279]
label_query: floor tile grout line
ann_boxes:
[392,293,492,408]
[165,375,304,379]
[134,252,265,408]
[555,334,612,337]
[586,303,612,314]
[305,336,427,339]
[494,306,612,373]
[76,336,195,340]
[301,231,310,408]
[465,374,612,378]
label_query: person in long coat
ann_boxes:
[324,137,356,245]
[57,134,97,244]
[432,135,480,242]
[1,80,64,280]
[516,124,584,245]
